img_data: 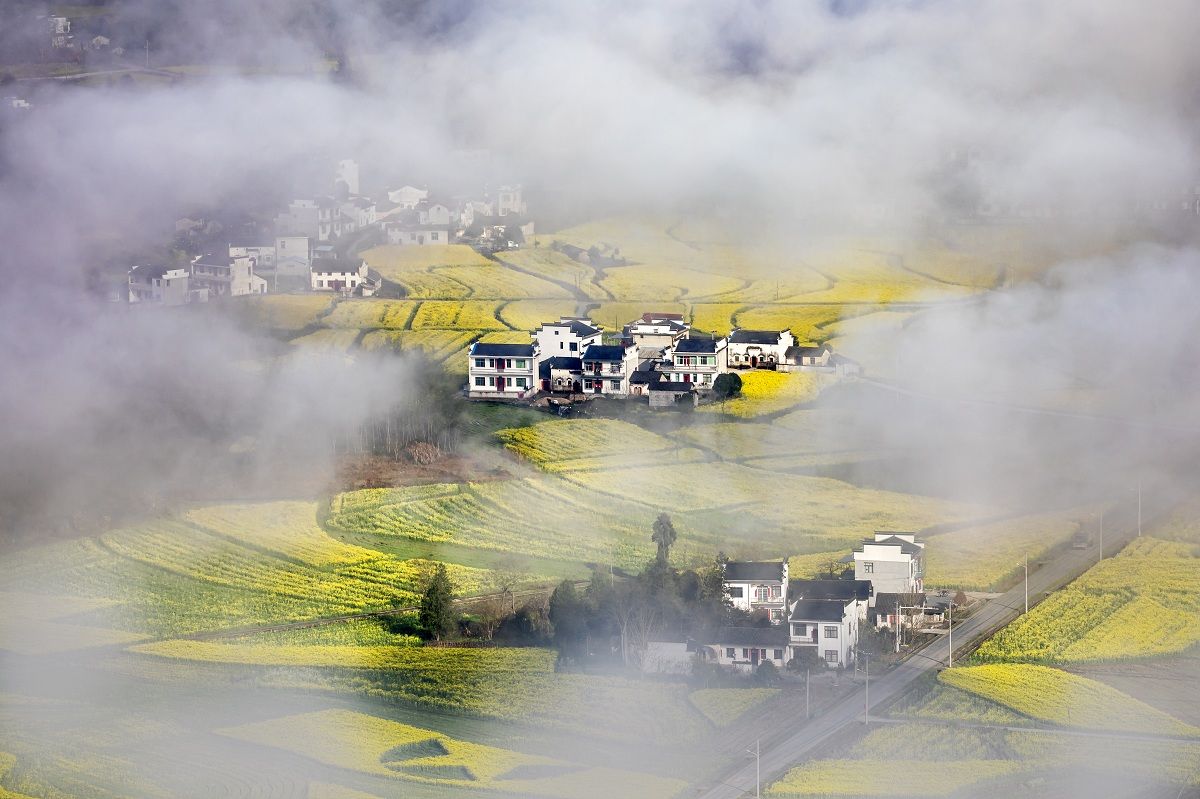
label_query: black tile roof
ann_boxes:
[129,263,171,280]
[871,592,927,617]
[582,344,627,361]
[674,338,719,353]
[730,329,785,345]
[707,626,789,647]
[470,343,535,357]
[194,252,230,267]
[857,535,924,556]
[785,344,830,358]
[546,356,582,370]
[311,258,357,274]
[790,599,852,622]
[791,579,872,602]
[724,561,785,582]
[649,380,693,392]
[629,371,658,385]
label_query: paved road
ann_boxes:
[695,520,1133,798]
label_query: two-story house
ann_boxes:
[539,356,583,394]
[468,343,540,399]
[790,579,873,622]
[128,264,193,306]
[274,236,311,276]
[623,313,690,351]
[191,253,267,298]
[723,560,789,624]
[854,533,926,598]
[727,329,796,369]
[662,337,727,389]
[534,317,603,358]
[789,598,858,668]
[581,343,638,394]
[383,201,453,246]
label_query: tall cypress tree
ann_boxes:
[419,563,455,641]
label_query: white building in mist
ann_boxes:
[727,328,795,369]
[468,342,540,400]
[387,185,430,209]
[310,258,376,295]
[127,264,196,306]
[191,253,267,298]
[854,533,926,598]
[335,159,360,196]
[623,313,690,351]
[722,560,789,623]
[789,598,858,667]
[535,317,603,358]
[662,336,728,388]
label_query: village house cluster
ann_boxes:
[468,312,858,406]
[123,159,534,306]
[645,532,942,675]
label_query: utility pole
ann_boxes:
[1099,511,1104,563]
[744,739,761,798]
[947,602,953,668]
[1022,555,1028,614]
[805,669,811,719]
[863,652,870,724]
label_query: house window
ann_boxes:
[774,649,784,660]
[791,623,804,637]
[431,232,439,241]
[609,380,620,389]
[475,358,485,368]
[488,377,496,386]
[474,377,485,387]
[515,378,526,388]
[728,586,743,598]
[825,650,839,664]
[771,609,783,622]
[770,585,781,599]
[863,562,874,574]
[742,648,751,659]
[515,359,527,369]
[487,359,495,368]
[726,647,735,658]
[569,342,578,352]
[824,626,839,638]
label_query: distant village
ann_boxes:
[469,313,859,407]
[646,532,946,674]
[122,159,533,307]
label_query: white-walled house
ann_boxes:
[229,242,275,272]
[538,356,583,394]
[870,592,932,631]
[128,264,194,306]
[854,533,926,598]
[468,343,540,399]
[790,579,873,622]
[779,344,832,372]
[534,317,603,358]
[191,253,267,298]
[580,343,638,395]
[388,185,430,209]
[723,560,789,624]
[623,313,690,351]
[335,159,360,196]
[789,598,858,668]
[727,329,796,369]
[662,337,728,389]
[699,626,790,672]
[275,236,311,275]
[311,258,370,294]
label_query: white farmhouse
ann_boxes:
[468,342,540,399]
[534,317,603,358]
[274,236,311,276]
[229,242,276,272]
[388,185,430,209]
[311,258,370,294]
[854,533,926,598]
[700,627,790,672]
[790,579,873,622]
[789,598,859,668]
[623,313,690,351]
[127,264,193,306]
[778,344,832,372]
[580,343,638,395]
[722,560,789,624]
[727,329,795,369]
[191,253,267,298]
[662,337,728,389]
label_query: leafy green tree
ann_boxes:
[549,580,588,661]
[418,563,455,641]
[712,372,743,399]
[651,513,678,564]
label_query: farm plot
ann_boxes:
[972,537,1200,663]
[685,303,743,335]
[600,265,743,303]
[500,299,581,331]
[733,305,849,343]
[218,708,686,798]
[438,265,571,299]
[688,689,779,727]
[698,370,834,418]
[496,419,680,466]
[239,294,333,332]
[496,249,609,300]
[359,330,477,363]
[0,590,146,656]
[289,328,361,353]
[185,502,378,566]
[939,664,1199,736]
[923,511,1082,590]
[322,300,419,330]
[796,247,976,304]
[765,759,1020,797]
[410,301,508,330]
